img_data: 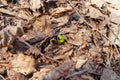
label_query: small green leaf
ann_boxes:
[56,35,65,44]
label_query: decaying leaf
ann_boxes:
[7,69,27,80]
[18,0,30,8]
[33,15,53,37]
[60,21,78,34]
[51,6,72,17]
[30,65,54,80]
[10,53,36,75]
[0,0,120,80]
[51,15,69,27]
[0,21,23,48]
[74,56,87,69]
[108,24,120,46]
[101,68,120,80]
[43,60,74,80]
[67,29,91,46]
[0,0,7,5]
[109,7,120,24]
[17,9,33,20]
[105,0,120,5]
[86,6,103,18]
[30,0,43,12]
[90,0,105,8]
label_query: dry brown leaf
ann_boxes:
[30,69,49,80]
[105,0,120,5]
[80,75,95,80]
[0,0,7,5]
[43,60,74,80]
[90,0,105,8]
[0,21,23,48]
[10,53,36,75]
[17,9,33,20]
[25,47,41,56]
[51,15,69,27]
[101,68,120,80]
[108,24,120,46]
[30,65,54,80]
[54,49,73,60]
[104,0,120,24]
[7,69,23,80]
[51,6,72,17]
[0,8,31,20]
[33,15,53,37]
[29,0,43,16]
[30,0,43,12]
[22,30,38,41]
[67,73,94,80]
[86,6,103,18]
[74,56,87,69]
[67,29,91,46]
[60,21,78,34]
[18,0,30,8]
[109,10,120,24]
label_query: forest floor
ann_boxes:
[0,0,120,80]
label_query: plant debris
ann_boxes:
[0,0,120,80]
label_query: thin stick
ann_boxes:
[65,69,87,79]
[0,75,6,80]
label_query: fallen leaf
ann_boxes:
[101,68,120,80]
[67,29,91,46]
[30,65,54,80]
[75,56,87,69]
[86,6,103,18]
[50,6,72,17]
[51,15,69,27]
[1,0,8,5]
[43,60,74,80]
[10,53,36,75]
[108,24,120,46]
[33,15,53,37]
[30,0,43,12]
[90,0,105,8]
[60,21,78,34]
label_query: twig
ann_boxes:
[67,0,81,17]
[0,74,6,80]
[65,69,87,79]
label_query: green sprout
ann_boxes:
[56,34,65,44]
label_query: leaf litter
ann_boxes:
[0,0,120,80]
